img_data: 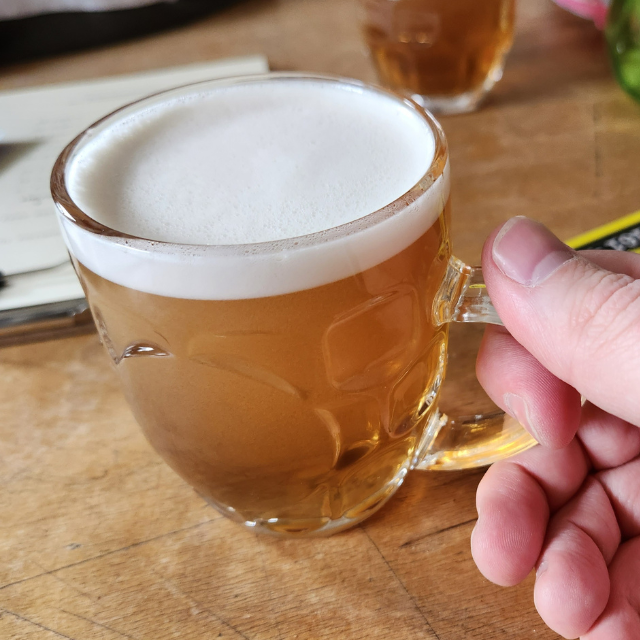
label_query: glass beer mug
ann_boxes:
[51,74,536,537]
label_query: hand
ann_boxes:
[472,217,640,639]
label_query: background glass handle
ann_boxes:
[415,256,537,471]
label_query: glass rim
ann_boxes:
[50,72,449,256]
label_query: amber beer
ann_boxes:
[362,0,515,113]
[55,76,452,535]
[75,211,449,535]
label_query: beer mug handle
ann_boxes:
[415,256,537,471]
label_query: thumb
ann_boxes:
[482,216,640,428]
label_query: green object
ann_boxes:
[606,0,640,101]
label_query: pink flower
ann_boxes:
[551,0,610,29]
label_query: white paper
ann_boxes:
[0,139,71,276]
[0,263,84,312]
[0,55,269,310]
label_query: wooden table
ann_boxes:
[2,1,640,638]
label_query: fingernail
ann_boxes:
[504,392,542,444]
[536,560,548,577]
[492,217,574,287]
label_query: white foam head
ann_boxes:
[57,75,450,299]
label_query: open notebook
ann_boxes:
[0,55,269,344]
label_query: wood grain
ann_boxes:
[2,0,639,637]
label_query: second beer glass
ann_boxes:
[361,0,515,114]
